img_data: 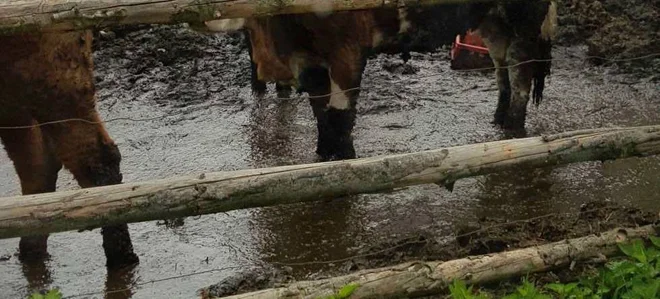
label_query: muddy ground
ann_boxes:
[556,0,660,78]
[201,201,659,298]
[0,2,659,299]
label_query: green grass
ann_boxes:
[321,283,360,299]
[28,289,62,299]
[449,236,660,299]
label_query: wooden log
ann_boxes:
[203,224,659,299]
[1,125,660,239]
[0,0,501,35]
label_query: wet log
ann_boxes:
[0,0,499,35]
[1,125,660,239]
[204,224,659,299]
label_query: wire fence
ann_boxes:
[62,204,658,298]
[2,26,658,299]
[1,52,658,130]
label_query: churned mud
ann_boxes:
[556,0,660,77]
[0,3,658,299]
[202,200,659,297]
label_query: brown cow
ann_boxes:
[0,31,139,269]
[205,9,407,161]
[206,1,557,159]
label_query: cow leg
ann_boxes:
[249,58,267,98]
[480,32,511,127]
[0,118,61,260]
[250,60,267,97]
[316,47,367,161]
[300,63,359,161]
[503,39,534,132]
[26,30,138,269]
[0,117,60,291]
[299,66,334,160]
[491,59,511,126]
[244,30,267,98]
[248,54,290,100]
[275,83,292,99]
[40,113,139,269]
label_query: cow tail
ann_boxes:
[532,0,556,106]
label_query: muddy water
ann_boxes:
[0,26,658,299]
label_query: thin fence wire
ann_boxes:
[63,204,657,298]
[66,266,243,298]
[2,52,658,130]
[4,37,658,299]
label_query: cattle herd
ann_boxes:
[0,0,557,273]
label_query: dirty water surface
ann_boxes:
[0,25,658,299]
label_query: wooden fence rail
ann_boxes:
[204,224,659,298]
[1,125,659,239]
[0,0,500,34]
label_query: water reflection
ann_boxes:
[600,157,660,211]
[474,167,556,220]
[247,88,298,168]
[246,90,360,277]
[104,264,138,299]
[20,253,52,295]
[253,198,358,277]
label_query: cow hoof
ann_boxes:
[316,149,356,162]
[501,111,526,131]
[315,136,355,162]
[251,90,267,99]
[316,154,352,162]
[501,125,527,138]
[491,114,506,127]
[491,118,504,127]
[504,129,527,138]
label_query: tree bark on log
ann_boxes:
[1,125,660,239]
[204,225,659,299]
[0,0,499,35]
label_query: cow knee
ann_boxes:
[327,74,356,111]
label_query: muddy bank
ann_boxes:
[556,0,659,76]
[201,200,659,297]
